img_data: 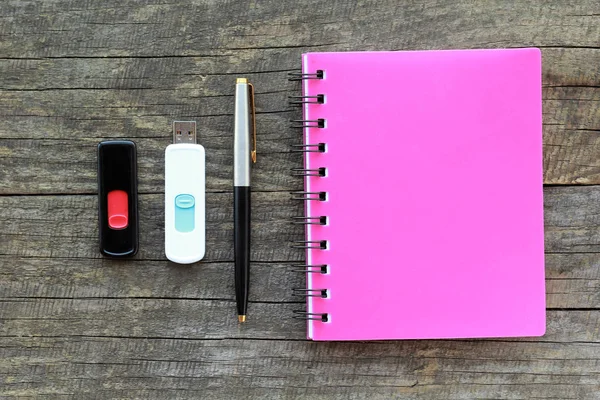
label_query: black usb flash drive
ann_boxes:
[97,140,139,257]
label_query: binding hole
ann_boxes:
[318,167,326,176]
[319,240,328,249]
[319,192,327,201]
[317,119,325,128]
[316,94,325,103]
[321,265,329,274]
[316,70,324,79]
[319,216,327,225]
[321,313,329,322]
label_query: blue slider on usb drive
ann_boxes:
[174,194,195,233]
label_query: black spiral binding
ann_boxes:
[293,311,329,322]
[290,240,328,250]
[290,191,327,201]
[291,143,326,153]
[289,95,325,105]
[291,167,327,177]
[290,264,329,273]
[290,119,325,129]
[288,70,324,81]
[290,216,327,225]
[292,288,329,298]
[289,68,329,323]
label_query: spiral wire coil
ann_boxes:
[289,69,329,323]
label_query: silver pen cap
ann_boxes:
[234,78,256,186]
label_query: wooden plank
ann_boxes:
[0,85,599,192]
[0,81,290,126]
[545,186,600,253]
[1,1,599,58]
[0,12,599,190]
[0,286,597,341]
[1,48,598,92]
[0,251,596,310]
[2,186,599,260]
[0,55,598,191]
[0,136,302,195]
[0,252,595,309]
[0,192,305,261]
[0,256,303,305]
[0,313,599,399]
[1,187,600,308]
[546,253,600,309]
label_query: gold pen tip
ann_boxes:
[236,78,248,84]
[238,315,246,323]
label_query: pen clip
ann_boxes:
[248,82,257,163]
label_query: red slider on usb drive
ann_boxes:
[107,190,128,230]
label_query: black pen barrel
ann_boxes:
[234,186,251,317]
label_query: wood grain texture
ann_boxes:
[0,83,599,193]
[0,188,600,308]
[0,192,305,261]
[1,0,600,398]
[2,187,600,260]
[1,333,598,400]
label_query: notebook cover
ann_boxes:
[301,48,545,341]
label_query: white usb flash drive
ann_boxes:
[165,121,206,264]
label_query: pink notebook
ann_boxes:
[294,48,545,341]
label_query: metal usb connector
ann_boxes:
[173,121,197,144]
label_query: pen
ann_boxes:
[234,78,256,323]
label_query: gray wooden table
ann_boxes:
[1,1,599,399]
